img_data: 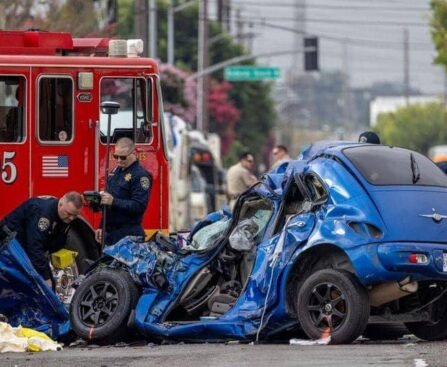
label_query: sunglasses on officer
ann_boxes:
[113,150,134,160]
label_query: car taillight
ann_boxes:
[408,253,429,264]
[348,222,383,239]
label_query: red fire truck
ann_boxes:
[0,30,169,273]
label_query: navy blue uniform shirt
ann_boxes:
[103,160,151,245]
[1,197,68,280]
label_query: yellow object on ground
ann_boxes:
[0,322,62,352]
[0,322,27,353]
[51,248,78,269]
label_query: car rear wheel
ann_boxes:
[296,269,370,344]
[70,269,139,345]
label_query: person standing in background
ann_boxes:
[271,145,291,169]
[226,152,257,208]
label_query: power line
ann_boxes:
[218,19,434,49]
[221,15,428,27]
[225,0,429,12]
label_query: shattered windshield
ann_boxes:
[184,218,231,251]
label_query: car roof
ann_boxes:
[298,140,363,161]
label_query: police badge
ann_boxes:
[38,217,50,231]
[124,173,132,182]
[140,176,150,190]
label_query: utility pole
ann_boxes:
[0,3,6,29]
[235,7,244,45]
[217,0,231,32]
[148,0,157,58]
[197,0,209,132]
[342,38,352,133]
[293,0,306,71]
[403,28,410,106]
[167,0,198,65]
[135,0,147,56]
[247,22,254,53]
[168,3,174,64]
[444,72,447,107]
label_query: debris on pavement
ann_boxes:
[0,321,62,352]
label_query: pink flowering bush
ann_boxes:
[159,63,240,156]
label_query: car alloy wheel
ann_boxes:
[297,269,369,344]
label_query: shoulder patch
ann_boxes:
[38,217,50,232]
[140,176,151,190]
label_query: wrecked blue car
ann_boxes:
[0,236,70,339]
[70,142,447,344]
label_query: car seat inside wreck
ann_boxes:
[164,195,275,322]
[165,178,307,323]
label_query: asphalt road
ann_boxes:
[1,338,445,367]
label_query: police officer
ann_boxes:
[95,137,152,246]
[0,191,83,288]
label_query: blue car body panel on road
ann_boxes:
[0,238,70,338]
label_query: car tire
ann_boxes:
[296,269,370,344]
[363,323,409,340]
[70,269,139,345]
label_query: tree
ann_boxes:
[374,103,447,154]
[431,0,447,72]
[0,0,115,37]
[153,1,276,164]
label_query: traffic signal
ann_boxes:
[304,36,319,72]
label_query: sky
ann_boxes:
[212,0,445,95]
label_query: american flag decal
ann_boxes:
[42,155,69,178]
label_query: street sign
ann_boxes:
[224,66,281,81]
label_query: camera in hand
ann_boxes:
[83,191,102,212]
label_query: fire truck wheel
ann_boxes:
[70,269,139,345]
[65,230,96,274]
[296,269,370,344]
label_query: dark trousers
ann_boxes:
[105,225,145,246]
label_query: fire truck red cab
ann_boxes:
[0,30,169,266]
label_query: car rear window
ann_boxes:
[343,145,447,186]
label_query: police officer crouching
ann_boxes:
[0,192,83,289]
[95,137,152,246]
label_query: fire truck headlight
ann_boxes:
[127,39,144,57]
